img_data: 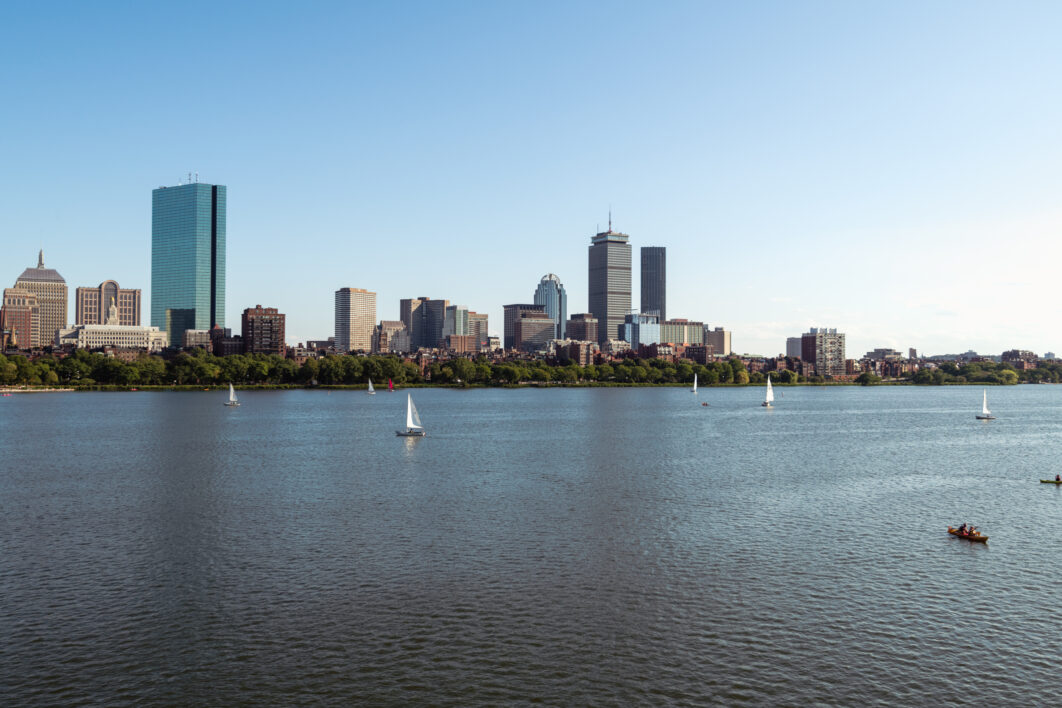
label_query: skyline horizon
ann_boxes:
[4,2,1062,356]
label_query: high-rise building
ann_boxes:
[335,287,377,352]
[400,297,448,350]
[622,312,660,351]
[588,222,631,344]
[566,313,599,343]
[241,305,286,356]
[13,251,67,348]
[1,288,38,349]
[640,246,666,322]
[660,318,703,345]
[909,348,918,360]
[76,281,141,326]
[374,320,409,353]
[503,303,545,350]
[801,327,846,378]
[533,274,567,339]
[442,305,470,340]
[786,337,802,359]
[705,326,732,356]
[151,181,226,347]
[513,311,555,352]
[468,311,489,350]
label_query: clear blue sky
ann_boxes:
[3,1,1061,356]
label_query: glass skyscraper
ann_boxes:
[640,246,666,322]
[533,273,566,339]
[151,182,226,346]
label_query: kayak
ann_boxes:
[1040,480,1062,484]
[948,527,988,543]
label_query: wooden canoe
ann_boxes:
[1040,480,1062,484]
[948,527,988,543]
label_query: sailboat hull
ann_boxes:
[396,430,426,437]
[224,402,240,407]
[976,415,995,420]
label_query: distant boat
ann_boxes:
[762,376,774,408]
[388,378,394,392]
[224,382,240,407]
[367,379,375,395]
[396,393,426,437]
[691,373,698,394]
[975,389,995,420]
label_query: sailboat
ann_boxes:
[691,373,698,394]
[396,393,426,436]
[224,382,240,407]
[976,389,995,420]
[388,378,394,392]
[367,379,375,395]
[761,376,774,408]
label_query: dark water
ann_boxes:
[3,386,1062,705]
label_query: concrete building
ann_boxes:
[503,303,545,350]
[373,320,409,354]
[622,312,660,351]
[640,246,666,322]
[14,250,67,348]
[786,337,802,359]
[1,288,38,350]
[705,327,732,357]
[514,311,556,352]
[661,318,703,345]
[801,327,846,378]
[76,281,141,326]
[401,297,448,350]
[684,344,715,365]
[865,348,904,361]
[56,298,166,351]
[183,329,211,348]
[566,313,598,344]
[533,273,567,339]
[335,287,377,353]
[210,325,243,356]
[242,305,286,356]
[151,181,226,348]
[468,311,489,350]
[588,222,632,344]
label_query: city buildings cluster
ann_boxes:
[0,178,1049,381]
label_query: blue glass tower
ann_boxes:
[533,273,567,339]
[151,182,226,346]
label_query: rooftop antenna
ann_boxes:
[195,172,199,183]
[608,205,612,232]
[188,172,193,184]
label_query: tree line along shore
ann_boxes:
[2,349,1059,389]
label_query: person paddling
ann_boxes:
[1056,474,1060,482]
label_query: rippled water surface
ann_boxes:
[4,386,1062,705]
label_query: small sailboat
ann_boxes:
[976,389,995,420]
[691,373,698,394]
[761,376,774,408]
[388,378,394,392]
[367,379,375,395]
[224,382,240,407]
[396,393,426,437]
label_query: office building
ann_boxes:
[786,337,802,359]
[14,250,67,348]
[801,327,846,378]
[183,329,211,348]
[242,305,286,356]
[76,281,141,326]
[588,222,631,344]
[661,318,703,346]
[401,297,448,350]
[503,303,545,350]
[335,287,377,353]
[442,304,470,340]
[640,246,666,322]
[705,327,732,356]
[533,274,567,339]
[468,311,489,350]
[514,311,555,352]
[373,320,409,354]
[151,181,226,347]
[566,313,598,344]
[210,326,243,357]
[622,312,660,351]
[909,348,918,360]
[57,297,166,351]
[1,288,38,349]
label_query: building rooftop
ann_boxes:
[16,250,65,284]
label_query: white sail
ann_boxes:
[691,374,697,393]
[765,377,774,404]
[229,383,238,403]
[982,389,990,416]
[368,379,375,394]
[406,394,423,430]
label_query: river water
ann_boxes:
[2,385,1062,705]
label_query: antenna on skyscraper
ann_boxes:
[195,172,199,183]
[188,172,193,184]
[608,206,612,233]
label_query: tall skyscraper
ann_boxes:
[400,297,448,350]
[622,312,660,351]
[503,303,545,350]
[801,327,846,378]
[151,181,226,347]
[335,287,377,352]
[14,250,67,347]
[533,274,567,339]
[640,246,666,321]
[241,305,286,356]
[468,311,489,350]
[442,304,470,339]
[588,221,631,344]
[76,280,141,326]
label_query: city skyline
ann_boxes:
[4,3,1062,355]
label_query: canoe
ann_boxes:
[1040,480,1062,484]
[947,527,988,543]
